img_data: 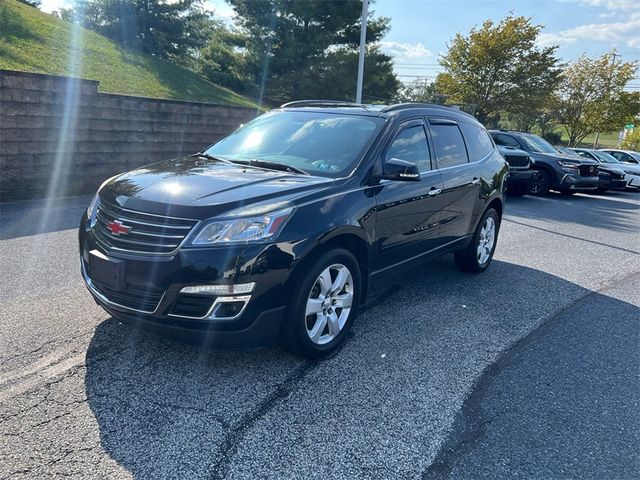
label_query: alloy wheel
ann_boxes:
[305,263,354,345]
[477,217,496,265]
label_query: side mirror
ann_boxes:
[382,158,421,181]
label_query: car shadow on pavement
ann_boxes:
[83,258,639,478]
[505,191,640,233]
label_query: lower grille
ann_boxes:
[91,280,165,313]
[579,165,598,176]
[169,294,214,318]
[504,154,530,169]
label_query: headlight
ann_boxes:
[190,206,295,246]
[557,160,579,168]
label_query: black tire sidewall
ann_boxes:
[283,248,361,358]
[530,169,550,195]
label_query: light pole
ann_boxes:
[356,0,369,104]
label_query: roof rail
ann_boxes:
[280,100,366,109]
[380,103,475,119]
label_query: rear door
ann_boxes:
[427,118,480,243]
[373,118,445,271]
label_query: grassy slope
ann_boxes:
[0,0,256,107]
[555,128,619,148]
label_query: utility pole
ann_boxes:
[593,52,620,148]
[356,0,369,104]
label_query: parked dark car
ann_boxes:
[496,145,535,196]
[569,148,628,192]
[80,101,508,358]
[489,130,599,195]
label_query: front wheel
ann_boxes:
[454,208,500,273]
[281,248,361,359]
[529,169,550,196]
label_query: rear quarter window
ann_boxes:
[460,123,494,160]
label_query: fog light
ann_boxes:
[214,301,246,318]
[180,283,255,295]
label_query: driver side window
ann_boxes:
[385,125,431,173]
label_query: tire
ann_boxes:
[281,248,361,359]
[454,208,500,273]
[529,169,550,196]
[507,183,528,197]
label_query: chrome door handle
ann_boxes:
[428,188,442,196]
[471,178,481,185]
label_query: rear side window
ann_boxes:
[494,134,521,149]
[385,125,431,172]
[460,123,494,160]
[430,123,469,168]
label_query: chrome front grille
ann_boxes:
[504,154,530,169]
[579,165,599,177]
[94,200,198,255]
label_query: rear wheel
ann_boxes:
[281,248,361,358]
[529,169,550,196]
[455,208,500,273]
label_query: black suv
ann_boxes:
[489,130,599,195]
[80,101,507,358]
[496,145,535,196]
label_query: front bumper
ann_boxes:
[79,217,295,348]
[599,177,628,190]
[558,172,599,191]
[507,169,535,186]
[626,173,640,189]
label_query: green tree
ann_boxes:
[74,0,212,59]
[621,129,640,151]
[554,52,638,147]
[438,15,562,126]
[398,78,447,104]
[226,0,398,104]
[199,21,253,94]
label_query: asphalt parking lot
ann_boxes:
[1,191,639,479]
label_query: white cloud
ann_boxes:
[40,0,71,13]
[578,0,639,10]
[379,41,433,59]
[537,12,640,49]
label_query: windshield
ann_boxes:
[519,134,560,154]
[206,111,385,177]
[590,150,620,164]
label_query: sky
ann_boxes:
[41,0,640,90]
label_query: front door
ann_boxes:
[373,119,446,271]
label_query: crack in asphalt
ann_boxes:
[420,269,640,480]
[206,283,404,479]
[208,359,319,480]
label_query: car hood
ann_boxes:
[617,163,640,174]
[101,157,334,218]
[529,152,598,165]
[598,165,626,175]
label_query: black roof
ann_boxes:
[279,100,479,123]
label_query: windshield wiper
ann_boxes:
[189,152,233,164]
[231,159,309,175]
